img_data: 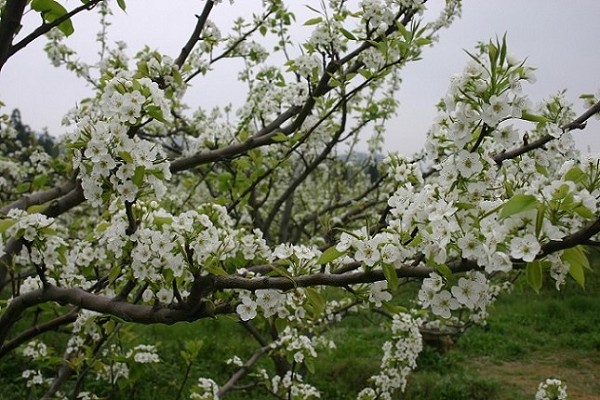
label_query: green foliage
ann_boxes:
[31,0,74,36]
[500,194,539,219]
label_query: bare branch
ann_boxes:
[217,345,272,397]
[174,0,214,68]
[0,179,77,216]
[0,309,78,358]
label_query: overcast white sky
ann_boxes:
[1,0,599,155]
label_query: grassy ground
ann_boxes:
[302,275,600,400]
[1,269,599,399]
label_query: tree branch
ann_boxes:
[174,0,214,68]
[0,308,78,359]
[217,345,272,397]
[7,0,103,61]
[0,179,77,216]
[540,217,600,257]
[0,0,27,72]
[0,285,227,348]
[493,99,600,164]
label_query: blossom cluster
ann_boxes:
[269,371,321,400]
[69,76,173,206]
[358,313,423,399]
[535,378,568,400]
[126,344,161,364]
[190,377,220,400]
[21,340,49,360]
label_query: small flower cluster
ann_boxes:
[126,344,160,364]
[535,378,568,400]
[360,0,396,34]
[308,19,348,54]
[337,229,407,269]
[289,54,322,80]
[418,271,493,320]
[66,310,102,355]
[274,326,318,364]
[237,289,287,321]
[21,340,48,360]
[190,377,220,400]
[4,208,54,242]
[95,360,130,385]
[21,369,46,388]
[358,313,423,399]
[369,281,393,307]
[270,371,321,400]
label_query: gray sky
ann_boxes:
[1,0,599,155]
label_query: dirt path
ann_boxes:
[471,352,600,400]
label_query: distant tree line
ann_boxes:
[2,109,58,158]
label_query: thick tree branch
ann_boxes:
[0,285,228,348]
[214,259,478,292]
[0,179,77,216]
[0,0,27,72]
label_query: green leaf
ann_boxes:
[526,260,543,293]
[305,358,315,374]
[95,222,110,233]
[118,151,133,163]
[535,204,546,237]
[520,111,548,124]
[574,205,594,219]
[32,174,48,189]
[269,265,297,288]
[382,263,398,291]
[303,17,322,26]
[132,166,146,187]
[562,246,590,289]
[500,194,539,219]
[395,21,411,40]
[27,204,47,214]
[317,246,344,265]
[382,302,407,314]
[414,37,432,46]
[563,166,586,183]
[116,0,126,11]
[16,182,31,194]
[31,0,74,36]
[358,68,373,79]
[146,105,168,123]
[271,132,289,143]
[339,28,356,40]
[0,219,16,233]
[204,261,228,277]
[455,202,476,210]
[153,216,173,228]
[108,264,122,284]
[434,263,453,279]
[304,287,325,317]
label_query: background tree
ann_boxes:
[0,1,598,399]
